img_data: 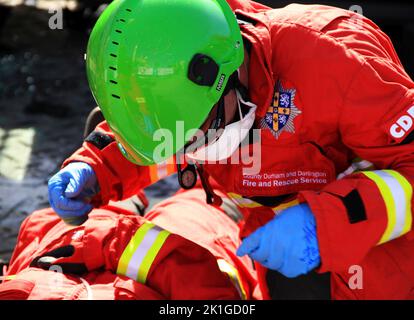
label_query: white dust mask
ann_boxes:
[186,89,257,162]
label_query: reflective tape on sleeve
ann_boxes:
[386,170,413,236]
[148,158,176,183]
[227,192,262,208]
[117,222,170,284]
[217,259,247,300]
[272,199,299,215]
[362,170,413,244]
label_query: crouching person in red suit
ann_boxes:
[0,186,261,300]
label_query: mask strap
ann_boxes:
[208,69,248,132]
[195,163,223,206]
[235,89,244,120]
[209,97,225,131]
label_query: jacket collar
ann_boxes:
[235,9,275,119]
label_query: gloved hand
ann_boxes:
[30,213,119,275]
[31,245,88,275]
[237,203,321,278]
[48,162,99,226]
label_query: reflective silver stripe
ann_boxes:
[217,259,247,300]
[337,159,374,179]
[362,170,413,244]
[353,159,373,170]
[157,161,168,179]
[374,170,409,241]
[125,225,163,281]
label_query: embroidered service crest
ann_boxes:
[260,81,301,139]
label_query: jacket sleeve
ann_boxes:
[62,121,176,206]
[105,215,241,300]
[299,56,414,273]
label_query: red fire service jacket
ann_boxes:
[62,1,414,299]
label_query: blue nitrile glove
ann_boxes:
[48,162,99,226]
[237,203,320,278]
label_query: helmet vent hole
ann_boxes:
[126,8,132,12]
[110,53,117,58]
[120,19,126,23]
[112,41,119,46]
[109,66,117,71]
[110,80,118,84]
[112,94,121,99]
[115,29,122,34]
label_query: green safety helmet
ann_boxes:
[86,0,244,165]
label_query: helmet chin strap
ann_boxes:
[225,69,249,102]
[177,70,248,206]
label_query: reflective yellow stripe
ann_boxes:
[227,192,261,208]
[239,202,262,209]
[117,222,154,276]
[117,222,170,284]
[362,170,413,244]
[136,230,170,283]
[0,275,16,282]
[217,259,247,300]
[272,199,299,215]
[227,192,300,213]
[362,171,397,244]
[386,170,412,236]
